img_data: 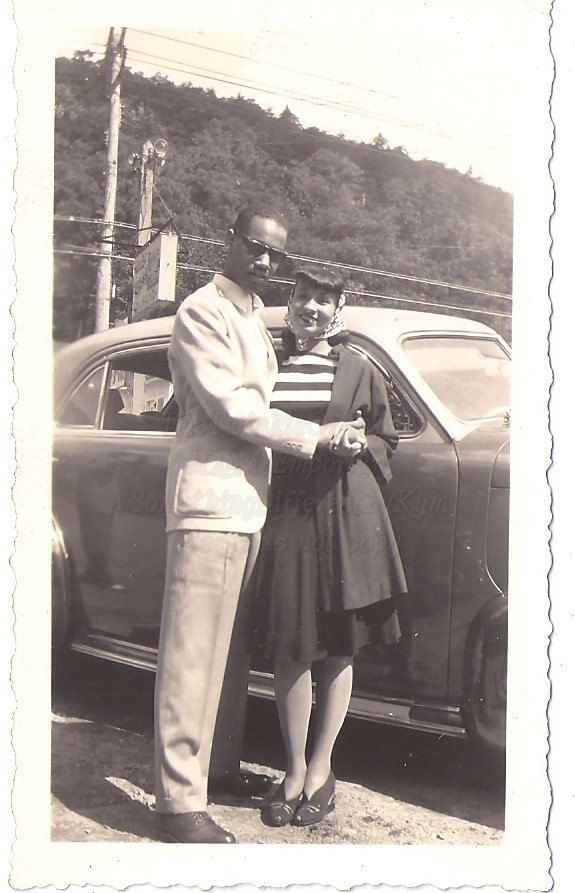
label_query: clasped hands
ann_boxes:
[318,412,367,458]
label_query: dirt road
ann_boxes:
[52,655,504,845]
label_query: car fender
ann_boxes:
[52,518,72,652]
[463,595,508,751]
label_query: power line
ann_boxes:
[152,182,176,221]
[55,247,133,263]
[343,287,511,318]
[53,216,513,300]
[287,252,512,299]
[125,48,495,150]
[55,215,135,228]
[53,246,511,319]
[129,29,455,117]
[126,50,400,129]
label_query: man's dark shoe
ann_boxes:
[156,810,236,843]
[208,770,274,800]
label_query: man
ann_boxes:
[155,208,366,843]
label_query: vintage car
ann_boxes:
[52,305,510,751]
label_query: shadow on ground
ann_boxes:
[51,716,157,841]
[52,653,505,840]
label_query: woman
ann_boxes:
[251,267,407,828]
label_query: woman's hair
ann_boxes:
[292,265,346,299]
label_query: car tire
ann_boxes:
[463,599,507,753]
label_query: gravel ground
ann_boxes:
[51,656,505,846]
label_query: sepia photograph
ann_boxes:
[10,0,554,888]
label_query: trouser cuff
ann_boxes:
[155,793,208,815]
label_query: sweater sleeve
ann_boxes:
[169,297,320,458]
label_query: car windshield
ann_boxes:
[402,335,511,421]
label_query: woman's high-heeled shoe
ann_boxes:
[292,772,336,827]
[262,781,303,827]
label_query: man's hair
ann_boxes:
[293,264,346,298]
[233,207,287,234]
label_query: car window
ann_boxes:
[59,366,105,427]
[101,349,177,433]
[384,377,422,435]
[402,336,511,421]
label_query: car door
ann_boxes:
[53,342,174,655]
[349,338,459,704]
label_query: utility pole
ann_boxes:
[137,140,155,247]
[131,139,176,320]
[94,27,127,333]
[135,138,168,246]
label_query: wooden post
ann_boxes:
[94,27,127,333]
[137,139,155,247]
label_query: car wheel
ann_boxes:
[464,601,507,753]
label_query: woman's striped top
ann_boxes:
[270,352,337,417]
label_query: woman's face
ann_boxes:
[288,279,338,340]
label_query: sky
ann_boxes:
[54,1,549,192]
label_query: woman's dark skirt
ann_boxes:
[251,449,407,665]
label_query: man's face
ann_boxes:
[224,215,288,292]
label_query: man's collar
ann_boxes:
[213,273,264,314]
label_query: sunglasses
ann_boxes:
[233,230,287,265]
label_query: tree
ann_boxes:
[278,106,302,129]
[371,132,389,150]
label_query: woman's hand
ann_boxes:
[318,413,367,458]
[337,426,367,457]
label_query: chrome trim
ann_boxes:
[70,642,157,672]
[249,671,466,735]
[67,639,468,738]
[249,678,466,738]
[401,329,511,356]
[52,518,73,648]
[74,632,158,652]
[52,516,69,563]
[249,670,462,712]
[95,361,111,429]
[54,425,174,440]
[83,429,175,439]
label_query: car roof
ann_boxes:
[57,303,498,371]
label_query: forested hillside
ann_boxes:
[54,53,513,341]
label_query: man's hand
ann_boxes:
[318,414,367,458]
